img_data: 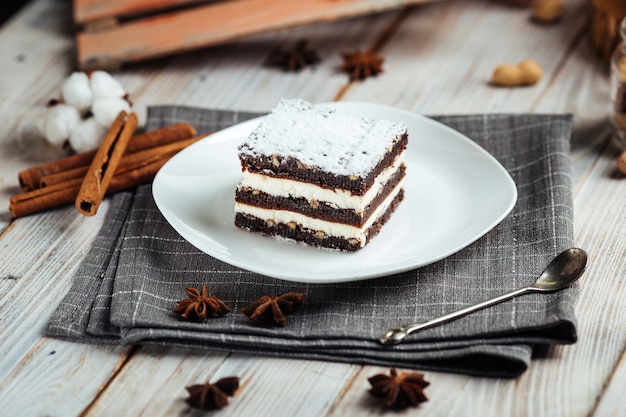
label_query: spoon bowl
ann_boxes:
[532,247,587,292]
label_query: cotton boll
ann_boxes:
[90,71,126,100]
[91,97,131,128]
[43,104,81,146]
[69,117,108,153]
[12,108,68,161]
[13,110,46,151]
[61,72,93,113]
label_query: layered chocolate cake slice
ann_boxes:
[234,99,408,251]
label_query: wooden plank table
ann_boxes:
[73,0,438,70]
[0,0,624,416]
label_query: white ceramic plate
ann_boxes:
[152,102,517,283]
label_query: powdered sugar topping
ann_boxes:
[238,99,407,176]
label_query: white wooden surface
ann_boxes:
[0,0,624,416]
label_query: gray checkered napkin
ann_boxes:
[47,106,577,377]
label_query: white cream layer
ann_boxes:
[238,151,406,213]
[235,178,404,247]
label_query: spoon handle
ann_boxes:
[387,286,532,341]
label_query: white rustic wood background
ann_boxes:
[0,0,624,416]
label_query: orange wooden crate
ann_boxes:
[73,0,436,70]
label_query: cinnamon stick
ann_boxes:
[126,122,196,152]
[9,152,175,218]
[75,111,138,216]
[10,180,83,218]
[40,136,202,188]
[18,122,196,191]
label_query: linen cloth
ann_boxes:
[47,106,577,377]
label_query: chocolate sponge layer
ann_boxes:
[234,188,404,252]
[235,165,405,227]
[238,132,407,196]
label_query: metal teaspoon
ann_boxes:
[379,247,588,346]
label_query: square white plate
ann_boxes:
[152,102,517,283]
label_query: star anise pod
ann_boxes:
[368,368,429,409]
[240,291,306,326]
[339,49,384,80]
[266,39,321,71]
[172,284,230,321]
[185,377,240,410]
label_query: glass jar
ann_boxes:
[610,17,626,148]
